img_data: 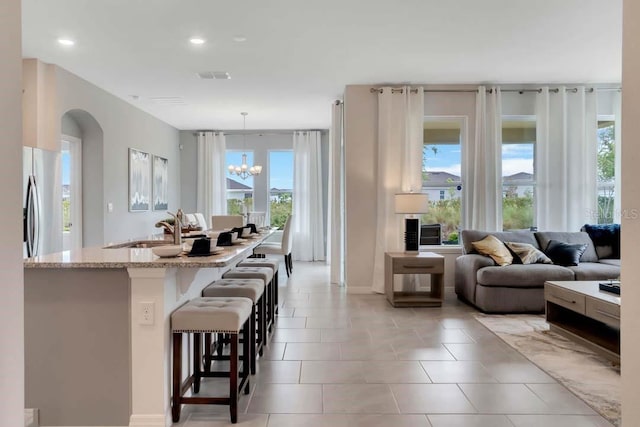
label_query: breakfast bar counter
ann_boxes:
[24,232,273,427]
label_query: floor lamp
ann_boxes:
[395,192,429,253]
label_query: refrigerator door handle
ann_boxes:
[25,176,35,257]
[25,175,41,257]
[32,175,41,257]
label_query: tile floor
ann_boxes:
[174,261,614,427]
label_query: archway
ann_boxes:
[61,109,104,247]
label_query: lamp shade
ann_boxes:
[395,193,429,214]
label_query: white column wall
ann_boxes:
[621,0,640,424]
[0,0,24,425]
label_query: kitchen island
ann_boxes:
[24,232,273,427]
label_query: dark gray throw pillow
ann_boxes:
[544,240,588,266]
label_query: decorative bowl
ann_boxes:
[152,245,183,258]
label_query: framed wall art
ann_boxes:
[153,155,169,211]
[128,148,151,212]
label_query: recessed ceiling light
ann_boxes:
[233,35,247,42]
[189,38,205,45]
[57,38,75,46]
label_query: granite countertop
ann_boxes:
[24,231,273,269]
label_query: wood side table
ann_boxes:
[385,252,445,307]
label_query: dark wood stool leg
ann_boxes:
[217,333,224,356]
[284,255,290,277]
[172,332,182,422]
[274,270,279,314]
[249,305,256,374]
[258,294,266,356]
[193,333,201,393]
[204,333,212,372]
[243,319,251,395]
[230,333,238,423]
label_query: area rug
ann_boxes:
[474,313,620,426]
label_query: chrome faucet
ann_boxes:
[155,211,182,245]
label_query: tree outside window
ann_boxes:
[597,121,615,224]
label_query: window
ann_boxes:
[597,119,616,224]
[225,151,254,215]
[269,151,293,229]
[421,118,463,245]
[502,117,535,231]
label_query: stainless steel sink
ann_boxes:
[104,240,173,249]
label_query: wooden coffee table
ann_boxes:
[544,281,620,363]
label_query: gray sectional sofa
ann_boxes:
[455,229,620,313]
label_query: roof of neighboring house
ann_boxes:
[226,177,252,190]
[503,172,533,182]
[270,187,291,192]
[422,171,461,187]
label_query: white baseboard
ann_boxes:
[129,413,169,427]
[25,409,38,427]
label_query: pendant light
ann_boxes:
[228,112,262,179]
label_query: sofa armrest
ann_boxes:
[455,254,495,303]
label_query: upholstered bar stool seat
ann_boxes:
[237,258,280,315]
[223,267,275,331]
[202,279,266,373]
[171,297,253,424]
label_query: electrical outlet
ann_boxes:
[139,301,155,325]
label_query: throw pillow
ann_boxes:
[544,240,588,266]
[582,223,620,259]
[504,241,553,265]
[471,235,513,266]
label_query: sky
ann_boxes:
[225,150,293,190]
[425,143,534,177]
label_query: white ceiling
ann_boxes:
[22,0,622,130]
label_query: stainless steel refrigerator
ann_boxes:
[23,147,62,258]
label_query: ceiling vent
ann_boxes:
[197,71,231,80]
[149,97,186,106]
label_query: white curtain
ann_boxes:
[196,132,227,225]
[465,86,502,231]
[292,130,325,261]
[328,101,344,285]
[536,87,598,231]
[371,86,424,294]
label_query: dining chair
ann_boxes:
[211,215,244,230]
[253,215,294,276]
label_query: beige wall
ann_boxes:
[621,0,640,424]
[0,0,24,425]
[344,86,378,290]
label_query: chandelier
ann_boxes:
[228,112,262,180]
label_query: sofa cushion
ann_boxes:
[461,230,539,254]
[544,240,588,266]
[582,224,620,259]
[477,264,575,287]
[599,259,621,267]
[567,262,621,281]
[504,241,552,265]
[534,231,599,262]
[471,235,513,266]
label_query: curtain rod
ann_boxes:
[192,130,325,136]
[369,87,621,94]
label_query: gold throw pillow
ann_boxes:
[471,235,513,266]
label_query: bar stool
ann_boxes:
[237,258,280,315]
[202,278,266,374]
[171,297,252,424]
[223,266,275,332]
